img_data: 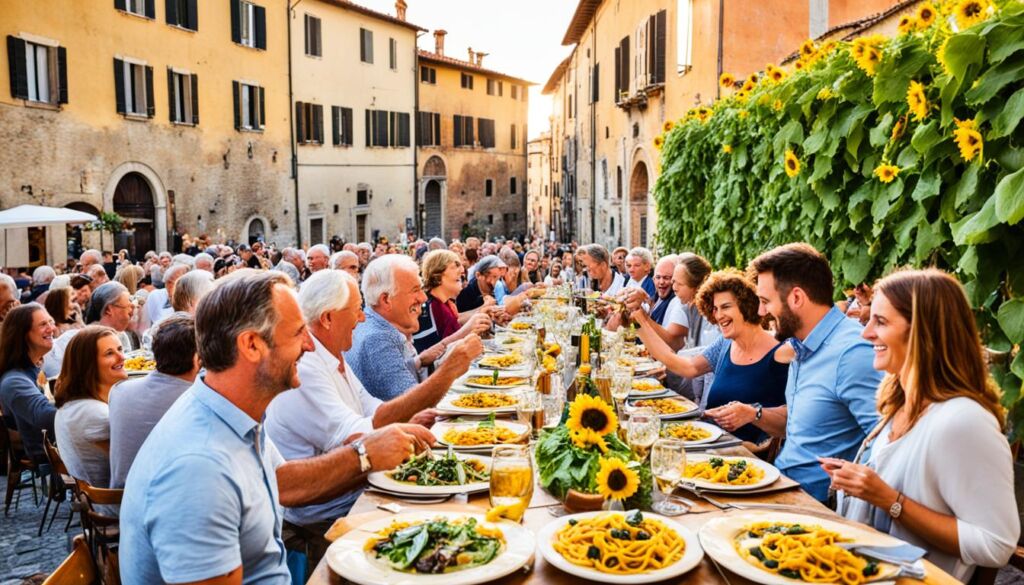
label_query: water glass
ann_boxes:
[515,390,544,439]
[489,444,534,522]
[651,438,689,516]
[626,407,660,461]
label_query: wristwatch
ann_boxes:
[888,492,905,519]
[753,403,763,420]
[351,438,372,473]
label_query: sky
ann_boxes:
[358,0,579,140]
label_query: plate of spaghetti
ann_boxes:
[627,397,699,419]
[438,392,518,414]
[682,454,780,491]
[432,419,529,449]
[628,378,670,398]
[477,352,525,369]
[660,421,723,445]
[463,374,531,389]
[537,509,704,583]
[699,512,902,585]
[326,512,535,585]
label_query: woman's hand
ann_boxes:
[824,459,897,508]
[704,401,756,431]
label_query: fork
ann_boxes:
[676,482,812,513]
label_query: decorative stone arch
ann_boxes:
[102,162,169,252]
[628,147,654,247]
[242,214,272,245]
[422,154,447,178]
[420,155,448,239]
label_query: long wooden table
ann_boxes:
[306,445,960,585]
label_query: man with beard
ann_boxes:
[119,270,435,584]
[740,243,880,503]
[348,255,483,401]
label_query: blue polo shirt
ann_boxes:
[774,306,881,502]
[348,306,421,401]
[119,378,289,584]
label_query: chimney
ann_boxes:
[475,51,488,67]
[467,47,475,63]
[433,29,447,56]
[395,0,407,21]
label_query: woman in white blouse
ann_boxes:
[821,269,1018,582]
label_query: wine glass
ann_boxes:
[651,438,690,516]
[490,444,534,522]
[626,407,660,461]
[515,390,544,440]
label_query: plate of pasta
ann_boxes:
[628,378,671,398]
[432,419,529,450]
[537,509,704,583]
[627,397,699,419]
[682,454,780,491]
[660,421,723,445]
[326,512,535,585]
[699,512,903,585]
[477,352,526,370]
[437,392,518,414]
[368,451,493,496]
[462,373,532,389]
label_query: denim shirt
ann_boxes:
[119,378,289,584]
[347,306,421,401]
[774,306,882,502]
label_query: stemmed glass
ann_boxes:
[626,407,660,461]
[650,438,690,516]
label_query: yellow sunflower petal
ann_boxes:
[566,394,618,436]
[874,163,900,183]
[955,0,991,29]
[595,457,640,501]
[784,149,801,178]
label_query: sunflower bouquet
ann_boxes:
[535,394,652,510]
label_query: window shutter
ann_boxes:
[365,109,371,146]
[230,0,241,44]
[614,47,621,100]
[115,0,126,11]
[190,73,199,124]
[466,116,474,146]
[592,63,599,102]
[56,46,68,104]
[114,58,125,113]
[654,9,666,84]
[145,65,155,117]
[389,111,396,146]
[167,68,176,122]
[433,113,440,145]
[453,115,461,147]
[145,0,155,18]
[331,106,340,145]
[313,104,323,143]
[315,19,322,56]
[342,107,352,145]
[186,0,198,30]
[621,37,630,95]
[166,0,179,25]
[296,101,307,141]
[415,111,423,145]
[376,110,388,146]
[233,81,241,129]
[399,112,410,147]
[255,5,266,50]
[303,16,310,54]
[258,86,265,127]
[7,36,28,100]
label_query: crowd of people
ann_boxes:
[0,235,1018,583]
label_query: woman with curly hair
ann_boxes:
[633,268,788,443]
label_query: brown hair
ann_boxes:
[152,313,198,376]
[0,304,46,372]
[421,250,461,291]
[115,265,144,295]
[676,253,712,288]
[874,269,1004,430]
[43,287,75,324]
[748,242,834,306]
[695,269,762,325]
[54,325,117,407]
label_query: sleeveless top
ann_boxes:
[701,338,789,443]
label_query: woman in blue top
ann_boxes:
[633,269,789,445]
[0,303,59,464]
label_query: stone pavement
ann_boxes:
[0,473,1023,584]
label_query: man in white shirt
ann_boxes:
[143,263,189,329]
[624,247,656,299]
[577,244,626,296]
[306,244,331,273]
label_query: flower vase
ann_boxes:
[563,489,605,513]
[602,497,626,512]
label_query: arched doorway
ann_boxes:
[247,217,268,244]
[629,161,650,247]
[65,202,101,260]
[113,172,155,258]
[424,180,442,238]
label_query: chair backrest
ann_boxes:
[76,480,123,507]
[42,430,70,477]
[42,535,97,585]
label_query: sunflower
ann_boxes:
[784,149,801,178]
[735,90,749,102]
[874,163,900,183]
[794,60,806,70]
[741,79,756,92]
[817,87,834,100]
[663,119,675,133]
[916,2,937,27]
[719,72,735,88]
[772,99,783,111]
[653,135,665,150]
[567,394,617,436]
[853,46,883,75]
[955,0,990,29]
[768,67,785,82]
[738,109,749,119]
[595,457,640,501]
[897,14,917,34]
[723,144,733,154]
[937,37,952,76]
[800,40,816,58]
[891,115,907,141]
[570,428,608,452]
[906,81,929,121]
[954,118,984,161]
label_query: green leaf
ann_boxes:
[997,298,1024,344]
[842,246,872,285]
[942,33,986,83]
[959,245,980,276]
[990,89,1024,139]
[951,195,999,245]
[986,23,1024,65]
[911,167,941,201]
[965,55,1024,105]
[1012,351,1024,381]
[872,43,933,105]
[952,164,981,209]
[994,167,1024,225]
[910,120,942,153]
[869,113,895,147]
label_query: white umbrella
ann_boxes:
[0,204,98,229]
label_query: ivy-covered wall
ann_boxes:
[654,0,1024,435]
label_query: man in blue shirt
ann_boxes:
[746,243,881,503]
[119,269,436,584]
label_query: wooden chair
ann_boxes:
[75,479,123,585]
[1,415,41,514]
[43,535,97,585]
[41,430,77,535]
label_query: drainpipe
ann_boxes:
[589,18,597,243]
[288,1,303,246]
[716,0,724,100]
[414,32,424,238]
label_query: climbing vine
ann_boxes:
[654,0,1024,436]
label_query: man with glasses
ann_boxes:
[43,282,137,378]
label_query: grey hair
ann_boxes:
[474,255,506,276]
[578,243,610,265]
[193,252,215,271]
[86,282,128,324]
[299,268,358,324]
[171,270,215,312]
[307,244,330,258]
[32,266,56,285]
[329,250,359,270]
[172,253,195,267]
[361,254,419,307]
[50,275,71,290]
[0,274,17,298]
[357,242,373,252]
[80,249,102,265]
[281,247,305,262]
[627,247,654,267]
[195,269,293,372]
[655,254,679,270]
[158,251,172,260]
[163,263,191,286]
[428,237,446,250]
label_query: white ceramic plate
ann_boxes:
[431,420,529,450]
[681,454,780,492]
[628,377,671,398]
[627,396,700,420]
[660,421,724,445]
[462,374,533,390]
[327,512,535,585]
[367,453,492,496]
[536,511,705,584]
[699,511,902,585]
[437,393,518,415]
[475,353,528,371]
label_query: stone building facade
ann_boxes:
[527,132,553,239]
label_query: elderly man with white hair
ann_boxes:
[28,265,56,302]
[144,263,190,328]
[427,237,446,251]
[348,255,483,401]
[306,244,330,273]
[79,249,103,271]
[192,252,215,273]
[329,250,360,278]
[274,247,305,282]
